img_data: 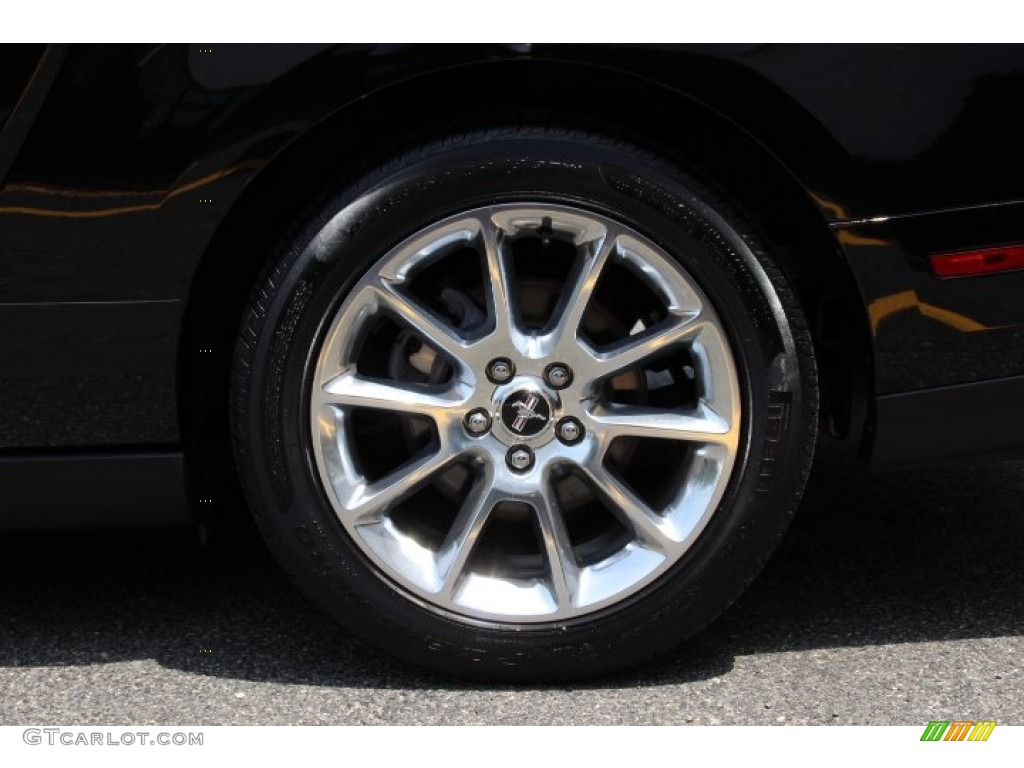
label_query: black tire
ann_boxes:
[231,126,817,682]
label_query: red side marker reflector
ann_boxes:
[930,244,1024,278]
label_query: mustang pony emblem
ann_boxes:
[501,392,552,436]
[510,394,545,432]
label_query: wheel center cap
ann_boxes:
[500,389,552,438]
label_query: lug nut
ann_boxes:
[487,358,514,384]
[544,363,572,389]
[506,445,534,472]
[556,417,584,444]
[464,408,492,435]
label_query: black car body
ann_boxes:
[1,43,1022,679]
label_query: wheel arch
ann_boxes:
[179,57,873,504]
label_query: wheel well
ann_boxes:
[179,59,872,503]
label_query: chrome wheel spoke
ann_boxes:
[320,370,465,417]
[337,447,455,524]
[371,281,470,364]
[547,230,616,347]
[436,469,497,596]
[585,311,705,379]
[477,213,519,339]
[580,465,676,551]
[534,484,579,610]
[590,400,736,447]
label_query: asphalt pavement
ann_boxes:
[1,455,1022,725]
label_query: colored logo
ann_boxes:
[920,720,996,742]
[501,391,551,437]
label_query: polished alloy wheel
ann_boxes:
[310,204,741,623]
